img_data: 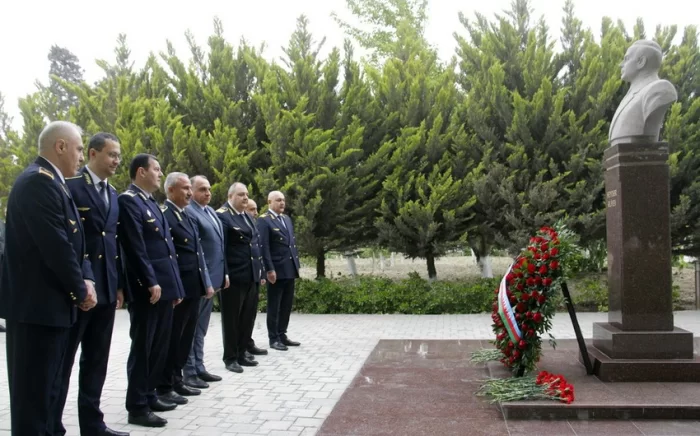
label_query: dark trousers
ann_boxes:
[5,320,70,436]
[53,304,117,435]
[158,297,199,393]
[219,281,257,363]
[266,279,295,343]
[184,296,214,377]
[126,299,173,415]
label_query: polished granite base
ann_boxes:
[592,322,694,359]
[317,339,700,435]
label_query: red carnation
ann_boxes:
[513,350,520,359]
[527,263,536,274]
[516,302,527,312]
[533,312,543,323]
[550,260,559,270]
[510,296,517,305]
[516,283,524,291]
[539,264,548,275]
[543,277,553,287]
[550,247,559,256]
[526,277,536,287]
[542,252,550,261]
[508,341,514,348]
[535,276,543,286]
[518,340,527,349]
[538,295,546,304]
[521,292,530,302]
[506,273,515,283]
[540,243,549,252]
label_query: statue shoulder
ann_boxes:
[642,79,678,115]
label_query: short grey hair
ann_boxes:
[228,182,246,196]
[164,172,189,192]
[190,175,208,185]
[38,121,83,153]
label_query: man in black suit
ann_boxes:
[183,175,227,388]
[54,133,129,436]
[157,172,214,404]
[0,217,5,333]
[216,182,264,373]
[0,121,97,435]
[119,154,186,428]
[258,191,301,351]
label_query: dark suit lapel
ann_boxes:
[36,157,86,243]
[130,183,164,228]
[167,201,195,238]
[80,169,108,220]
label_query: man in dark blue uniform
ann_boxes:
[216,182,264,373]
[118,154,185,428]
[157,172,214,404]
[54,132,129,436]
[0,121,97,435]
[258,191,301,351]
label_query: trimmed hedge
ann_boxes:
[212,273,500,314]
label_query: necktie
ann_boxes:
[98,181,109,211]
[241,213,253,230]
[279,214,287,229]
[206,207,220,231]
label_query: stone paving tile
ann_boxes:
[2,310,700,435]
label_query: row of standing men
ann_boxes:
[0,121,302,435]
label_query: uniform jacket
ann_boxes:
[0,157,94,327]
[257,211,300,280]
[117,184,185,302]
[216,203,264,284]
[163,200,211,299]
[66,167,123,306]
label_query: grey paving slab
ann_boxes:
[1,310,700,435]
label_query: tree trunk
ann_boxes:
[316,251,326,278]
[426,253,437,281]
[478,255,494,278]
[379,253,385,271]
[345,253,358,277]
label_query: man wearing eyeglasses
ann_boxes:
[51,132,128,436]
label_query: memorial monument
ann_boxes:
[588,39,700,381]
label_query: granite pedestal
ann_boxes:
[589,142,700,381]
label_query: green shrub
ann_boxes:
[209,274,500,314]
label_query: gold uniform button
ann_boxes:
[170,255,173,259]
[115,256,119,259]
[98,255,103,259]
[155,227,159,232]
[185,238,188,243]
[102,231,106,236]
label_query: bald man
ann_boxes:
[257,191,301,350]
[0,121,97,435]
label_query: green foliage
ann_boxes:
[253,274,499,314]
[2,0,699,285]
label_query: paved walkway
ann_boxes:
[2,310,700,435]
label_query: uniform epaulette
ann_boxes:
[65,175,81,180]
[121,190,137,197]
[83,172,92,185]
[161,205,169,212]
[259,213,269,218]
[216,207,227,213]
[38,167,54,180]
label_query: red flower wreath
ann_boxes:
[490,226,564,375]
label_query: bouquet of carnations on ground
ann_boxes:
[476,370,575,404]
[470,223,580,403]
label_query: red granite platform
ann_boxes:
[317,339,700,436]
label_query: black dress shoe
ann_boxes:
[184,375,209,389]
[225,361,243,373]
[149,397,178,411]
[238,356,259,367]
[270,341,288,351]
[248,345,268,355]
[198,370,222,382]
[158,391,187,405]
[100,427,130,436]
[128,412,167,427]
[244,351,258,361]
[174,383,201,396]
[281,337,300,346]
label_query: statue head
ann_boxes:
[620,40,663,83]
